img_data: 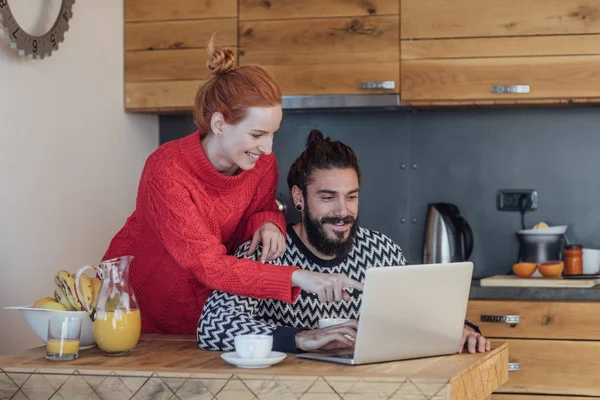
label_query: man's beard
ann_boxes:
[303,201,358,259]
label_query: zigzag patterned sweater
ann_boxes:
[197,225,407,353]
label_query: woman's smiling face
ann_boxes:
[219,106,282,172]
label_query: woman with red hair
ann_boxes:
[104,43,362,334]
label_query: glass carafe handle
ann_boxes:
[75,264,101,321]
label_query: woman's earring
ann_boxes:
[295,204,303,212]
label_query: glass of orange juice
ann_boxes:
[46,316,82,361]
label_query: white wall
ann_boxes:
[0,1,158,355]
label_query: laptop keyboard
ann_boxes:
[325,350,354,358]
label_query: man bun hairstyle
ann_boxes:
[287,129,361,191]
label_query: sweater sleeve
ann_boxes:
[198,245,303,353]
[197,290,304,353]
[239,155,287,243]
[146,175,301,303]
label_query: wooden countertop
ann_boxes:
[0,334,508,399]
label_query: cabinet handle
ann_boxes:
[359,81,395,90]
[492,85,530,94]
[480,315,520,324]
[508,362,520,371]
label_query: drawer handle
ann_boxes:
[508,362,520,371]
[359,81,395,90]
[492,85,530,94]
[480,315,520,324]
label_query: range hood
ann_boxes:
[281,94,401,110]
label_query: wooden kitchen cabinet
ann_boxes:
[124,0,600,112]
[469,299,600,398]
[124,0,238,112]
[239,0,400,95]
[400,0,600,106]
[239,0,399,20]
[466,300,600,340]
[499,339,600,396]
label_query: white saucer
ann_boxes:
[221,351,287,368]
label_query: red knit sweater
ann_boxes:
[103,131,300,334]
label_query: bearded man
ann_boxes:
[197,129,489,354]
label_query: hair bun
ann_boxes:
[207,47,236,76]
[306,129,326,148]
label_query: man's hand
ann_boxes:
[291,270,363,303]
[247,222,286,262]
[295,321,358,352]
[459,325,491,354]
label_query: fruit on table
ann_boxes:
[538,261,564,277]
[54,270,81,311]
[90,277,101,306]
[77,273,94,308]
[533,222,549,229]
[34,269,101,312]
[54,285,74,311]
[39,300,68,311]
[512,262,537,278]
[33,297,57,308]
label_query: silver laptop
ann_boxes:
[297,262,474,365]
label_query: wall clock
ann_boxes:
[0,0,75,59]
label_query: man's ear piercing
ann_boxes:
[295,204,303,211]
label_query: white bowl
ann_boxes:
[4,306,95,349]
[517,225,568,235]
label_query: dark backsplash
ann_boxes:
[160,107,600,278]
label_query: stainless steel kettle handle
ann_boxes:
[457,216,474,260]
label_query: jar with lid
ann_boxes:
[564,244,583,275]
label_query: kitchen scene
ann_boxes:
[1,0,600,399]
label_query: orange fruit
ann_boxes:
[537,261,564,277]
[32,296,57,308]
[512,262,537,278]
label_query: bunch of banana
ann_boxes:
[53,270,101,311]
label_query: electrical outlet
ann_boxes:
[496,189,538,211]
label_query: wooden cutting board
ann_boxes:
[480,275,600,288]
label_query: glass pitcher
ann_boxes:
[75,256,141,356]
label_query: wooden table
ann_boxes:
[0,334,508,400]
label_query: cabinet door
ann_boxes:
[240,0,399,20]
[498,339,600,396]
[400,0,600,105]
[239,1,400,95]
[401,35,600,104]
[466,300,600,340]
[401,0,600,39]
[124,0,238,112]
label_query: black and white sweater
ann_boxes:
[197,225,408,353]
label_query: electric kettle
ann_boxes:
[423,203,474,264]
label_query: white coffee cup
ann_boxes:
[318,318,351,329]
[234,334,273,359]
[583,248,600,274]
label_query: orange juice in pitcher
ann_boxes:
[94,309,141,354]
[75,256,141,356]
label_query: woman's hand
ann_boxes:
[247,222,286,262]
[291,270,364,302]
